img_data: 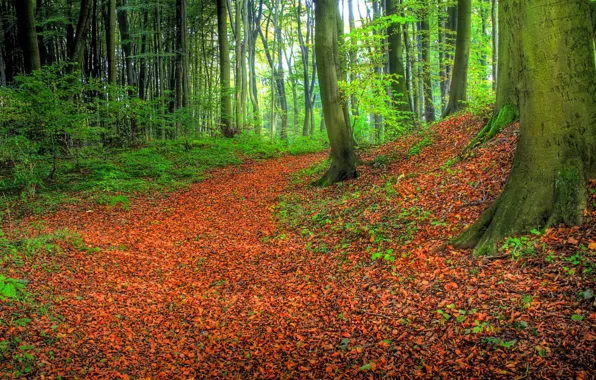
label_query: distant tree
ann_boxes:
[106,0,117,85]
[217,0,234,137]
[386,0,410,114]
[314,0,358,186]
[453,0,596,254]
[15,0,40,73]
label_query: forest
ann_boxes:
[0,0,595,377]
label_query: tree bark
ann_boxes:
[106,0,117,85]
[386,0,411,114]
[467,0,519,148]
[70,0,92,66]
[420,10,435,122]
[453,0,596,255]
[15,0,41,73]
[314,0,358,186]
[442,0,471,117]
[490,0,497,90]
[217,0,235,137]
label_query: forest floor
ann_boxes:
[1,113,595,378]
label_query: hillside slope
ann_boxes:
[0,113,594,378]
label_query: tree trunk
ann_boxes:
[347,0,359,117]
[442,0,471,117]
[15,0,41,73]
[420,11,435,122]
[467,0,519,148]
[453,0,596,255]
[491,0,497,91]
[70,0,92,66]
[106,0,117,85]
[138,8,149,101]
[217,0,234,137]
[248,0,262,133]
[386,0,411,114]
[314,0,358,186]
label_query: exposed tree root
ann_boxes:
[464,104,518,152]
[452,163,587,256]
[314,161,359,187]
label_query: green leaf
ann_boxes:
[2,283,16,298]
[571,314,583,322]
[360,363,373,371]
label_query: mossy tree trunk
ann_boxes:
[454,0,596,255]
[217,0,234,137]
[442,0,471,117]
[314,0,358,186]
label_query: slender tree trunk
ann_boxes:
[420,11,435,122]
[106,0,117,85]
[467,0,519,148]
[15,0,41,73]
[314,0,358,186]
[491,0,497,91]
[403,20,414,116]
[138,8,149,100]
[70,0,92,66]
[442,0,471,117]
[347,0,359,117]
[454,0,596,255]
[217,0,234,136]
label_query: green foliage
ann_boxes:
[408,136,433,156]
[500,230,542,260]
[0,275,28,301]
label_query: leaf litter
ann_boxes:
[1,113,595,378]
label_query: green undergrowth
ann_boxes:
[0,134,328,220]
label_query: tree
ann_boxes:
[419,7,434,122]
[217,0,234,137]
[386,0,411,114]
[314,0,358,186]
[106,0,117,85]
[70,0,92,65]
[442,0,471,117]
[15,0,41,73]
[467,0,519,148]
[453,0,596,254]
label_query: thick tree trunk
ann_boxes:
[314,0,358,186]
[453,0,596,255]
[106,0,117,85]
[117,0,136,89]
[386,0,410,114]
[15,0,41,73]
[217,0,234,137]
[442,0,471,117]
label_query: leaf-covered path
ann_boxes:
[2,115,595,378]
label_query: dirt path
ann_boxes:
[6,153,363,378]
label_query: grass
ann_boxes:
[0,133,329,220]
